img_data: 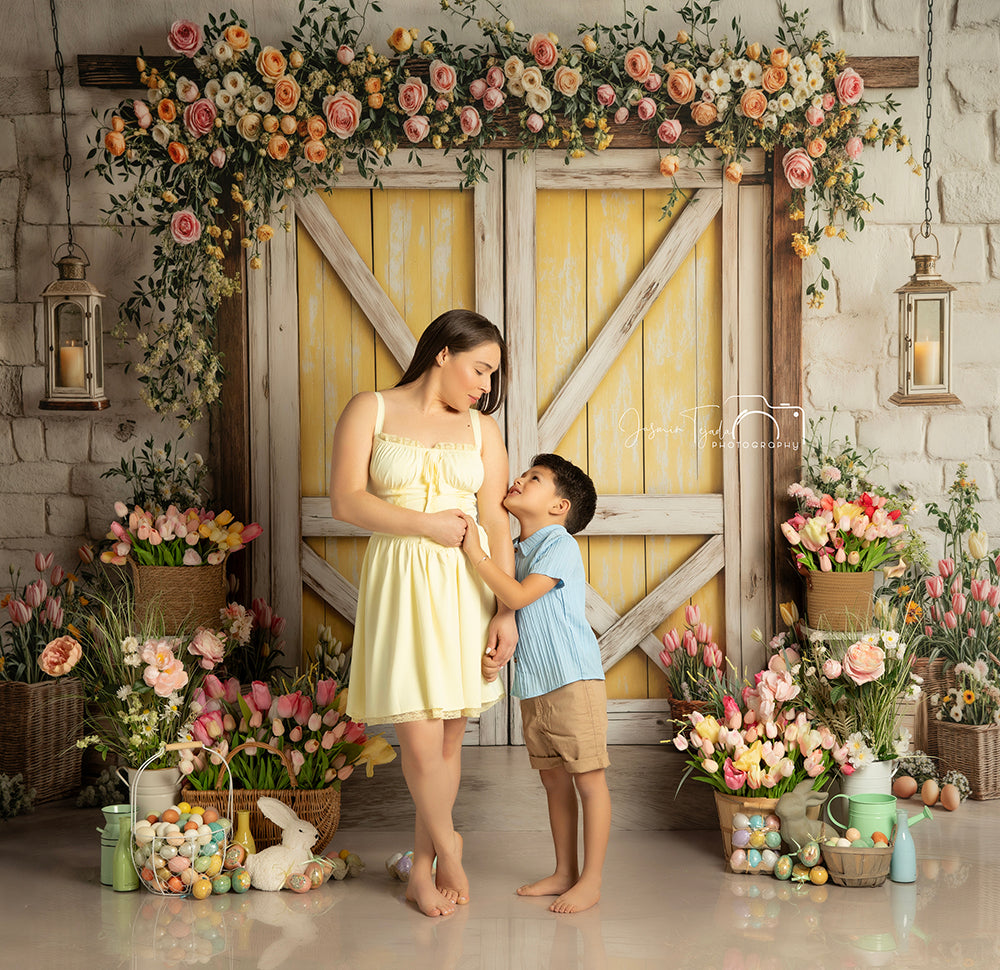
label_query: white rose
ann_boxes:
[253,91,273,112]
[236,111,262,140]
[215,90,234,109]
[204,79,221,99]
[520,66,543,92]
[234,100,248,116]
[151,122,171,146]
[214,41,233,61]
[793,84,810,106]
[223,71,245,95]
[525,86,552,112]
[708,48,724,68]
[504,55,524,79]
[507,77,525,97]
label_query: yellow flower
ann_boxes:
[964,690,976,705]
[356,735,397,777]
[824,225,838,238]
[733,740,763,772]
[256,224,274,242]
[420,40,434,55]
[388,27,413,52]
[215,510,234,527]
[693,715,721,745]
[582,34,598,53]
[779,601,799,626]
[904,601,923,624]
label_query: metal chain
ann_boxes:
[921,0,934,237]
[49,0,74,252]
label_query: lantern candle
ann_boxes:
[913,339,939,386]
[59,340,86,388]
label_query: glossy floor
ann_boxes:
[2,747,998,970]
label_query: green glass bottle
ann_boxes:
[112,816,140,892]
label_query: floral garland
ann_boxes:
[92,0,912,427]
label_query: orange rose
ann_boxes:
[724,161,743,184]
[111,115,126,132]
[223,25,250,52]
[747,42,761,61]
[279,114,298,135]
[365,76,382,94]
[262,114,279,133]
[624,46,653,82]
[368,92,384,109]
[770,47,790,68]
[266,133,290,160]
[168,141,189,164]
[388,27,413,53]
[659,154,680,177]
[666,68,696,104]
[690,100,718,126]
[256,45,287,84]
[273,75,301,113]
[157,98,177,122]
[553,66,582,97]
[304,139,327,164]
[740,89,768,120]
[306,115,327,140]
[104,130,126,156]
[807,137,827,158]
[296,119,309,138]
[762,66,787,93]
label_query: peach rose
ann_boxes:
[659,154,680,177]
[263,114,279,133]
[747,42,762,61]
[843,640,885,685]
[223,25,250,52]
[845,135,863,161]
[553,66,582,97]
[725,161,743,184]
[236,112,262,141]
[429,59,457,94]
[657,119,681,143]
[525,87,551,113]
[388,27,413,53]
[323,91,362,139]
[304,139,327,163]
[167,141,189,164]
[459,105,482,136]
[770,47,790,68]
[483,87,504,111]
[182,98,217,138]
[762,67,787,93]
[256,46,286,84]
[367,92,383,109]
[167,20,203,56]
[280,114,298,135]
[835,67,864,105]
[666,68,696,104]
[624,46,653,82]
[690,100,718,126]
[266,133,290,160]
[806,137,827,158]
[403,115,430,143]
[740,88,768,120]
[305,115,327,140]
[170,208,202,244]
[614,106,629,125]
[822,92,836,111]
[157,98,177,123]
[528,33,558,69]
[782,147,814,188]
[273,75,301,113]
[364,77,381,95]
[397,76,428,116]
[104,130,126,156]
[39,635,82,676]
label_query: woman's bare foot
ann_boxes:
[549,877,601,914]
[516,872,577,897]
[406,876,457,917]
[435,832,469,904]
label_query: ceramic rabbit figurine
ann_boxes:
[243,797,321,892]
[775,778,829,850]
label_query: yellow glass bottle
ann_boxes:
[233,810,256,855]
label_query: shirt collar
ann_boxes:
[514,523,565,555]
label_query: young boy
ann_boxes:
[459,453,610,914]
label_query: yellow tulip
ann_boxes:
[733,740,763,772]
[693,715,721,745]
[968,530,989,561]
[215,510,234,527]
[779,601,799,627]
[356,735,397,777]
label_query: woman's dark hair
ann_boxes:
[395,309,508,414]
[531,453,598,535]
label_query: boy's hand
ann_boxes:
[459,513,484,560]
[481,651,502,683]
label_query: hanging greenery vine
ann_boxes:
[90,0,912,427]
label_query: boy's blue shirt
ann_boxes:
[510,523,606,700]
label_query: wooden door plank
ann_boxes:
[538,188,723,453]
[301,541,358,624]
[585,586,666,669]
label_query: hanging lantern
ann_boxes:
[40,246,109,410]
[890,0,959,407]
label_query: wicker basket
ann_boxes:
[714,791,779,872]
[0,678,83,802]
[804,570,875,632]
[934,721,1000,800]
[130,561,227,635]
[666,690,706,724]
[182,740,341,853]
[820,843,893,887]
[912,657,956,757]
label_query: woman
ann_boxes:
[329,309,517,917]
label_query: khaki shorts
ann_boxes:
[520,679,610,774]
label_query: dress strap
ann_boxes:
[470,407,482,451]
[372,391,385,435]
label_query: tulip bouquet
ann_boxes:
[672,655,849,797]
[182,668,396,792]
[218,599,289,684]
[659,603,724,703]
[918,556,1000,667]
[933,657,1000,727]
[101,502,262,567]
[778,627,919,768]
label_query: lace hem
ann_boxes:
[361,694,503,726]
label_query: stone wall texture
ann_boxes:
[0,0,996,583]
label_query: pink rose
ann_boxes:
[459,105,482,136]
[209,147,226,168]
[658,119,681,143]
[175,78,200,103]
[624,46,653,82]
[39,635,82,677]
[596,84,616,106]
[483,87,504,111]
[429,59,457,94]
[167,20,203,56]
[644,72,663,92]
[528,33,558,69]
[805,105,824,127]
[614,106,629,125]
[486,66,505,89]
[188,628,226,670]
[397,76,428,116]
[822,92,836,111]
[842,640,886,685]
[403,115,430,143]
[782,147,814,189]
[469,78,487,100]
[636,97,656,121]
[845,136,863,161]
[526,112,544,133]
[337,45,355,65]
[822,658,842,679]
[835,67,864,105]
[170,209,202,245]
[182,98,217,138]
[133,100,152,129]
[434,97,449,112]
[323,91,362,138]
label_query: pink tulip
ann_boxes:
[249,681,272,714]
[290,750,305,775]
[25,580,46,609]
[944,611,958,629]
[293,695,313,726]
[659,649,672,668]
[7,599,31,626]
[982,610,993,627]
[950,575,964,597]
[952,593,967,615]
[224,677,240,703]
[316,678,338,708]
[939,557,955,577]
[271,718,285,737]
[684,604,701,626]
[781,522,800,545]
[722,695,741,730]
[241,523,263,543]
[819,553,832,572]
[696,622,711,643]
[703,642,723,670]
[275,691,299,719]
[323,709,340,727]
[44,595,61,624]
[924,624,933,637]
[222,713,236,732]
[308,712,322,732]
[249,711,263,729]
[683,630,698,657]
[35,552,53,573]
[50,564,65,586]
[925,575,944,598]
[723,757,747,791]
[78,544,94,564]
[203,674,226,699]
[289,725,303,742]
[337,764,355,781]
[971,579,989,602]
[835,547,847,564]
[672,733,689,751]
[344,722,366,744]
[321,730,336,750]
[988,586,1000,609]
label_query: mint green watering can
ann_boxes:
[826,793,932,841]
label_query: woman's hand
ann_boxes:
[459,513,485,560]
[423,509,469,547]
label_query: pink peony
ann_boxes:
[403,115,430,143]
[835,67,864,105]
[459,105,482,136]
[596,84,616,106]
[170,209,202,245]
[782,148,814,189]
[658,119,682,143]
[644,72,663,92]
[323,91,362,139]
[842,640,886,685]
[614,106,629,125]
[188,628,225,670]
[486,66,505,89]
[167,20,203,56]
[208,147,226,168]
[39,635,82,676]
[182,98,216,138]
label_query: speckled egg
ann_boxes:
[774,855,794,880]
[748,814,765,831]
[764,814,781,832]
[747,848,763,869]
[764,830,782,850]
[732,828,751,849]
[748,830,767,849]
[730,849,748,870]
[732,813,750,830]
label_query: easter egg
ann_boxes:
[764,831,782,850]
[809,865,828,886]
[178,842,198,859]
[168,855,190,874]
[748,830,767,849]
[224,844,246,869]
[177,801,191,814]
[761,849,779,872]
[211,874,231,895]
[791,863,811,883]
[194,856,211,873]
[732,813,750,830]
[748,814,765,831]
[205,855,223,879]
[747,848,762,869]
[180,868,196,887]
[773,855,793,880]
[764,814,781,832]
[844,827,861,842]
[304,862,324,889]
[230,868,251,893]
[941,783,960,811]
[184,821,199,832]
[202,808,219,824]
[871,831,889,845]
[798,842,821,867]
[167,875,185,894]
[850,839,868,848]
[730,849,748,871]
[922,779,940,806]
[893,775,918,799]
[161,809,180,824]
[285,873,311,894]
[199,842,217,857]
[836,837,852,848]
[732,829,751,849]
[189,806,205,816]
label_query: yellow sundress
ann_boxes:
[346,391,505,725]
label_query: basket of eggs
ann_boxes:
[820,826,893,888]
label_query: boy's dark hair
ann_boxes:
[531,453,597,535]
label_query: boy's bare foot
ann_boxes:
[406,877,457,918]
[549,877,601,914]
[435,832,469,904]
[516,872,577,897]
